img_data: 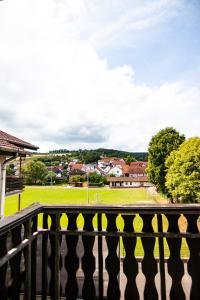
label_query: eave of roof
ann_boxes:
[0,130,39,151]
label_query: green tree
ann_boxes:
[45,171,56,184]
[70,175,83,183]
[125,155,137,165]
[89,172,107,185]
[147,127,185,196]
[165,137,200,203]
[24,160,48,185]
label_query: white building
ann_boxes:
[107,176,153,188]
[108,166,123,177]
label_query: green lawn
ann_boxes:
[5,186,189,257]
[5,186,160,216]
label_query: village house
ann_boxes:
[107,161,151,188]
[0,130,38,218]
[97,156,125,175]
[107,176,152,188]
[108,165,123,177]
[47,165,64,178]
[98,156,125,168]
[123,161,147,177]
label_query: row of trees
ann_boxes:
[148,127,200,203]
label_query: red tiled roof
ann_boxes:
[107,176,148,182]
[71,163,84,170]
[130,161,147,167]
[0,130,38,151]
[0,140,27,155]
[0,130,38,156]
[99,157,125,166]
[122,165,130,173]
[122,162,147,174]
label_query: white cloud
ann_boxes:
[0,0,199,152]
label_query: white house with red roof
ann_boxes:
[107,161,151,188]
[107,176,152,188]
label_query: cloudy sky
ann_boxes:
[0,0,199,152]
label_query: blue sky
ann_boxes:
[0,0,199,152]
[99,0,200,86]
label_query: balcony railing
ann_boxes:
[0,203,199,299]
[5,176,24,195]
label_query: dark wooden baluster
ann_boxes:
[24,219,32,300]
[9,225,22,300]
[185,214,200,299]
[65,213,79,300]
[0,232,8,300]
[81,213,96,300]
[98,213,103,300]
[157,214,167,300]
[105,213,120,300]
[31,215,38,300]
[42,213,48,300]
[122,214,139,300]
[48,213,61,300]
[166,214,185,300]
[141,214,158,300]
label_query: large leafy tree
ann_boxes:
[165,137,200,203]
[24,160,48,185]
[147,127,185,196]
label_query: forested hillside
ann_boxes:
[42,148,148,164]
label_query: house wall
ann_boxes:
[109,166,122,177]
[123,181,141,187]
[109,181,151,188]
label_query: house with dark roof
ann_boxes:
[0,130,38,218]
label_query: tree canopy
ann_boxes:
[125,155,137,165]
[165,137,200,203]
[147,127,185,196]
[24,160,48,185]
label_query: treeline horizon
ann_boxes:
[34,148,148,164]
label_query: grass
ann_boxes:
[5,186,162,216]
[5,186,189,257]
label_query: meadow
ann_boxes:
[5,186,161,216]
[5,186,189,257]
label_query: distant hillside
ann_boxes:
[45,148,148,164]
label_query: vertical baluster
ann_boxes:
[122,214,139,300]
[141,214,158,300]
[185,214,200,299]
[166,214,185,300]
[31,215,38,300]
[157,214,167,300]
[9,225,23,300]
[98,213,103,300]
[0,232,8,300]
[65,213,79,300]
[105,213,120,300]
[81,213,96,300]
[24,219,32,300]
[48,213,61,300]
[42,213,48,300]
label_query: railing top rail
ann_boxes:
[42,203,200,214]
[0,203,43,235]
[0,202,200,235]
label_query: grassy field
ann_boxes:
[5,186,162,216]
[5,186,189,257]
